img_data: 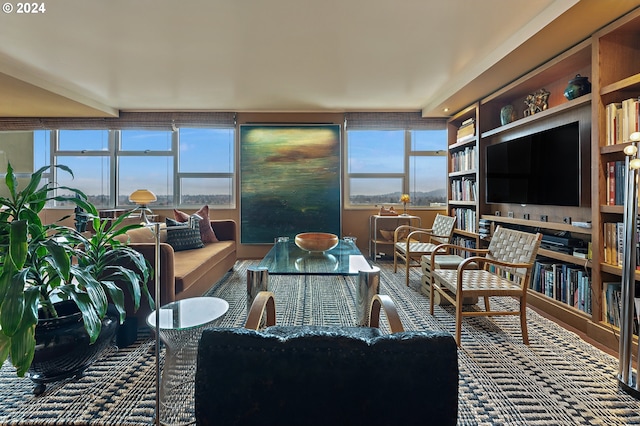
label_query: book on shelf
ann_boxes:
[450,177,476,202]
[531,259,591,314]
[605,98,639,145]
[603,281,639,334]
[456,119,476,143]
[450,146,476,172]
[451,235,476,258]
[603,222,624,266]
[606,160,625,206]
[453,208,476,233]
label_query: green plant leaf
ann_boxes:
[41,239,71,283]
[0,269,28,336]
[60,288,101,344]
[0,267,13,303]
[101,281,126,323]
[101,266,142,311]
[9,324,36,377]
[4,162,17,200]
[8,220,28,270]
[0,332,10,369]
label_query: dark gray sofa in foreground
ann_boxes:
[195,293,458,426]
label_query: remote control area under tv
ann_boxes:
[485,121,581,207]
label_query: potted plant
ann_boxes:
[0,162,153,393]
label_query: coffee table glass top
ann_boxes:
[146,296,229,331]
[259,240,373,275]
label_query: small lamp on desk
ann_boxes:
[129,189,157,224]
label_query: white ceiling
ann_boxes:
[0,0,638,118]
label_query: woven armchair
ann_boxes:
[393,213,456,286]
[430,226,542,346]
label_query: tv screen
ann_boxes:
[485,122,580,206]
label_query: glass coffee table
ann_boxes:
[259,239,372,275]
[248,238,380,326]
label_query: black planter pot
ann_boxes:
[28,301,119,395]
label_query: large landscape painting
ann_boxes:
[240,125,341,244]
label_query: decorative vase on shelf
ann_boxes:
[500,105,516,125]
[564,74,591,100]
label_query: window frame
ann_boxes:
[344,128,446,210]
[41,127,236,209]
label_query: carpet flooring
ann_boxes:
[1,260,640,425]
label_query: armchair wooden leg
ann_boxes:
[484,296,491,312]
[429,277,435,315]
[455,297,463,346]
[520,297,529,345]
[393,249,398,272]
[405,258,410,286]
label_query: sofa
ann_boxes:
[115,219,237,329]
[195,324,459,426]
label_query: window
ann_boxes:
[118,130,174,207]
[54,129,112,208]
[178,128,234,206]
[409,129,447,207]
[3,120,236,209]
[345,126,446,208]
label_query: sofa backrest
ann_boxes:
[195,325,458,426]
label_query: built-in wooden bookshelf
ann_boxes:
[447,104,480,251]
[591,6,640,352]
[445,6,640,353]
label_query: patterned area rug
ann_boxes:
[1,260,640,425]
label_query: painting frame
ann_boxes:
[240,124,342,244]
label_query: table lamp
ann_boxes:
[129,189,157,223]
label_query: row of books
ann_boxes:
[602,219,640,269]
[450,177,476,202]
[605,98,639,146]
[603,221,623,266]
[450,207,476,233]
[451,235,476,258]
[602,281,639,334]
[606,160,626,206]
[450,146,476,172]
[530,260,592,314]
[456,118,475,143]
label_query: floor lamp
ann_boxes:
[619,131,640,399]
[147,222,162,426]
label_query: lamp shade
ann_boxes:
[129,189,157,205]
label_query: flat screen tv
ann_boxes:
[485,122,581,207]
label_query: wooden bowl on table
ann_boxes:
[294,232,339,252]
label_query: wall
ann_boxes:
[0,131,32,198]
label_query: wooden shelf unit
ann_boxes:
[592,7,640,343]
[445,6,640,354]
[447,104,481,250]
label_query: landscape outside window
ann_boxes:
[346,128,446,208]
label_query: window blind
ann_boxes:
[0,112,236,131]
[344,112,446,130]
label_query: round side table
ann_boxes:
[147,296,229,426]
